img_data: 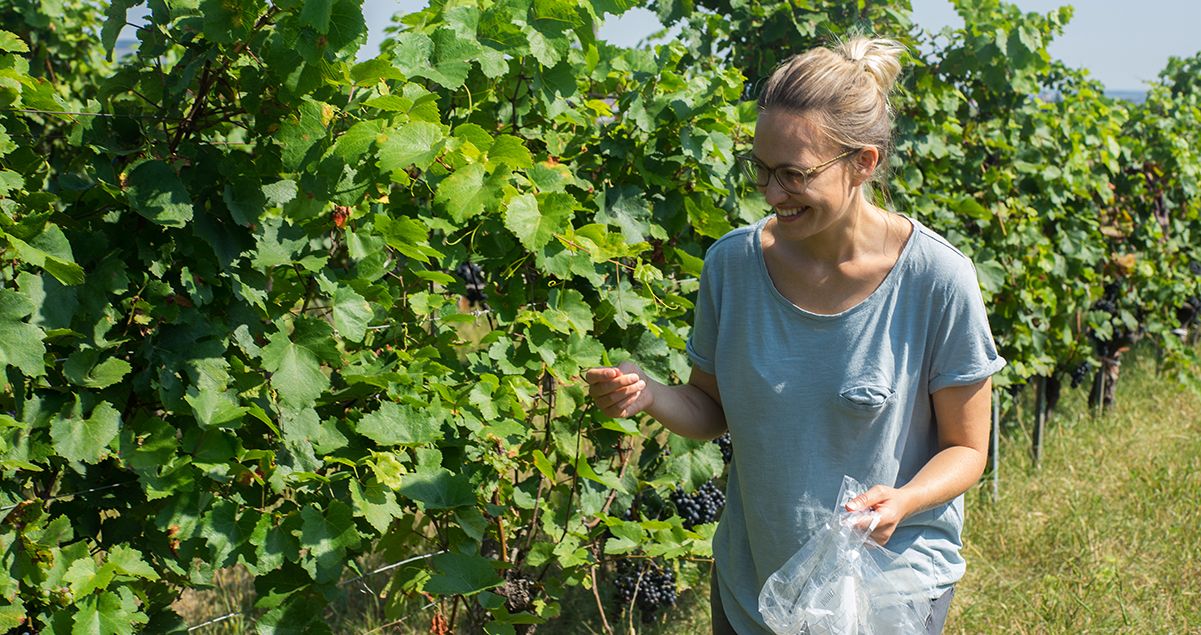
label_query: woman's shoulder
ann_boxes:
[902,217,981,288]
[701,217,767,263]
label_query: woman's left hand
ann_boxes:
[845,485,916,546]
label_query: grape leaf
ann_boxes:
[299,501,362,584]
[0,288,45,376]
[377,121,445,174]
[397,468,474,509]
[72,589,147,635]
[260,321,336,407]
[348,479,403,533]
[434,162,491,223]
[504,192,575,252]
[0,29,29,53]
[355,401,443,446]
[63,349,130,389]
[125,160,193,227]
[49,400,120,465]
[330,285,372,342]
[424,552,503,596]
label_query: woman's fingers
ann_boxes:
[585,365,649,417]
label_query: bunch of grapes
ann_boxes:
[713,432,733,464]
[1070,361,1092,388]
[670,480,725,529]
[613,559,678,623]
[454,261,487,306]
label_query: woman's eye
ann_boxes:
[780,169,806,187]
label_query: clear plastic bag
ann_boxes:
[757,476,932,635]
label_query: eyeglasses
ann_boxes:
[736,149,857,194]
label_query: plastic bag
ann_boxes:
[757,475,932,635]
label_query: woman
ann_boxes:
[585,37,1005,634]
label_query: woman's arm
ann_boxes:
[845,377,992,545]
[585,362,727,441]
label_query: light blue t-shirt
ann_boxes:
[686,214,1006,634]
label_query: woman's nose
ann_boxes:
[762,177,790,207]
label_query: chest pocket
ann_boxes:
[837,382,896,414]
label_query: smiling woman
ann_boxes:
[586,35,1007,635]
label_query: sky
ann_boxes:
[358,0,1201,91]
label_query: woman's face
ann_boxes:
[751,109,862,239]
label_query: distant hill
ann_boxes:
[1105,90,1147,104]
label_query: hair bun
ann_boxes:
[838,36,906,96]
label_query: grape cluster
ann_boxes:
[454,261,487,306]
[613,559,677,623]
[712,432,733,464]
[1189,261,1201,276]
[1093,298,1117,315]
[670,480,725,529]
[1070,362,1092,388]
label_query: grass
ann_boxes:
[948,350,1201,633]
[179,347,1201,633]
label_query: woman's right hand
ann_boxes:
[584,361,655,419]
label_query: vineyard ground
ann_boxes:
[176,345,1201,634]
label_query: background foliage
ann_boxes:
[1,0,1198,631]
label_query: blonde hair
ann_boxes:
[757,36,906,186]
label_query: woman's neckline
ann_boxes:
[752,213,919,320]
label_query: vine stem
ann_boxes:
[590,565,616,635]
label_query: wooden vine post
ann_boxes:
[1032,376,1048,466]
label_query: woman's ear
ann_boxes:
[849,147,879,186]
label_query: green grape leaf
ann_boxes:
[397,468,474,509]
[663,435,724,492]
[299,501,362,584]
[249,512,298,575]
[349,479,403,533]
[0,29,30,53]
[487,135,533,170]
[330,285,372,342]
[424,552,504,596]
[5,234,85,286]
[434,162,492,223]
[378,121,446,174]
[260,320,337,407]
[184,387,247,429]
[504,192,575,252]
[199,499,255,567]
[374,215,444,260]
[326,0,367,53]
[279,99,329,172]
[299,0,333,32]
[389,31,433,76]
[72,589,147,635]
[107,545,159,580]
[63,350,131,389]
[422,27,480,89]
[350,58,405,85]
[125,160,193,227]
[356,401,443,446]
[50,400,121,465]
[596,186,654,243]
[0,602,23,630]
[0,288,46,376]
[280,406,348,455]
[101,0,135,58]
[199,0,261,46]
[65,557,113,596]
[333,119,386,160]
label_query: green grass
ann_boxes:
[949,351,1201,633]
[180,348,1201,633]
